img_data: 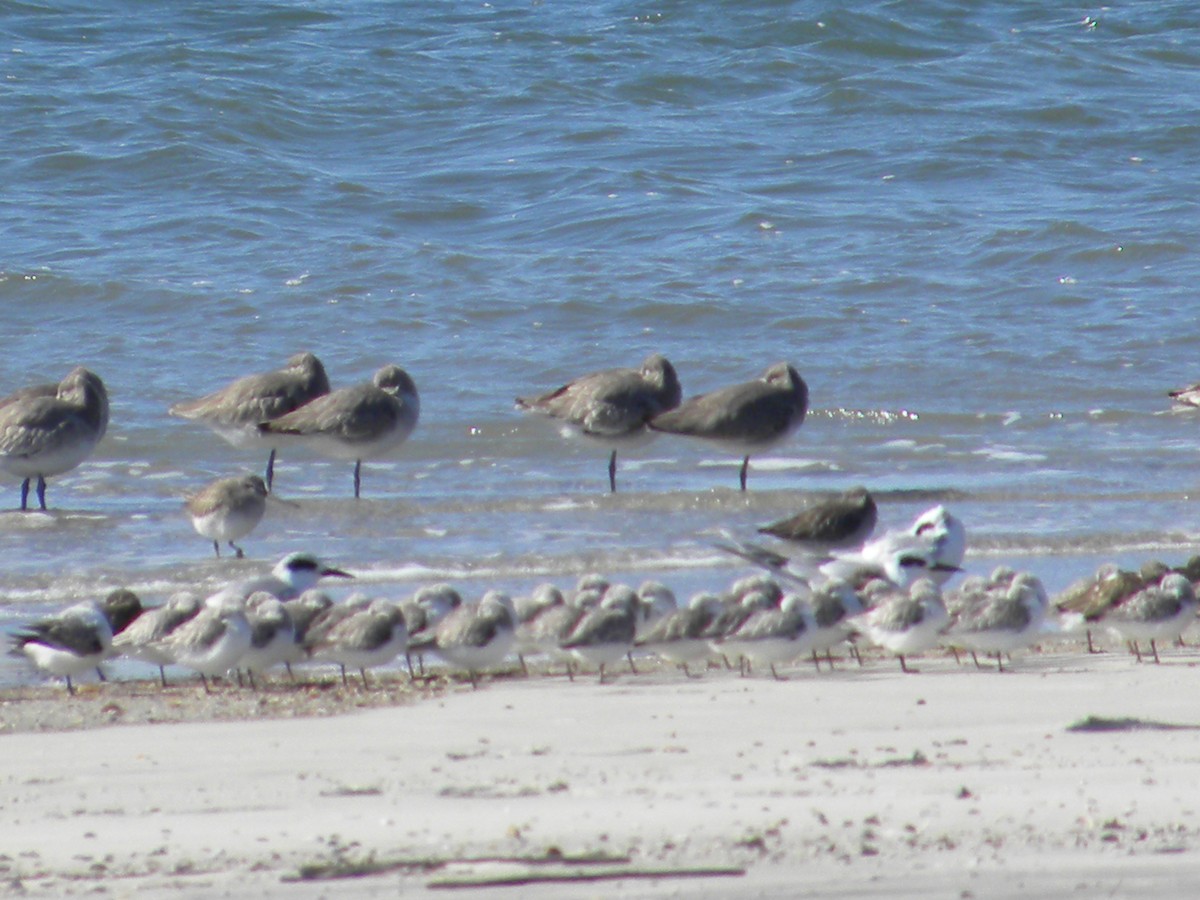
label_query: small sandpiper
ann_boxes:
[184,474,270,558]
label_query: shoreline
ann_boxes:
[6,644,1200,897]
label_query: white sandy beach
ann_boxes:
[5,645,1200,899]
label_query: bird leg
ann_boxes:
[265,449,277,493]
[1150,640,1161,665]
[608,450,618,494]
[353,459,362,499]
[229,541,245,559]
[35,475,47,511]
[739,455,750,492]
[19,478,30,512]
[212,541,221,558]
[626,651,638,675]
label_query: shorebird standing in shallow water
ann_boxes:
[258,364,419,499]
[758,487,878,552]
[184,474,269,558]
[0,367,109,511]
[649,362,808,491]
[168,351,331,491]
[9,589,143,694]
[516,353,682,492]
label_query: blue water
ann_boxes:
[3,1,1200,681]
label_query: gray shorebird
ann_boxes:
[111,591,203,687]
[648,362,808,491]
[516,353,682,492]
[417,590,517,688]
[10,589,143,694]
[184,474,269,558]
[0,367,109,511]
[168,351,330,491]
[758,487,878,551]
[258,364,419,499]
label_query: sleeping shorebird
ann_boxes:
[184,474,269,558]
[418,590,517,688]
[10,589,143,694]
[757,487,878,552]
[111,591,203,687]
[648,362,808,491]
[943,568,1049,671]
[258,364,419,499]
[516,353,682,492]
[558,585,640,683]
[168,351,330,491]
[0,367,109,511]
[856,578,949,673]
[1101,571,1197,664]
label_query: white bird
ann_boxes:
[649,362,808,491]
[208,551,353,604]
[184,474,269,558]
[168,351,331,491]
[516,353,682,492]
[821,505,966,588]
[9,590,142,694]
[0,367,109,511]
[258,364,419,499]
[856,578,949,673]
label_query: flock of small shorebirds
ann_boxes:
[5,353,1200,694]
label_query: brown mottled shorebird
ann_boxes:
[516,353,682,492]
[168,351,330,491]
[184,474,270,559]
[258,365,419,499]
[758,486,878,551]
[649,361,808,491]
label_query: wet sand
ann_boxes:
[5,642,1200,898]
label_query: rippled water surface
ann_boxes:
[2,1,1200,681]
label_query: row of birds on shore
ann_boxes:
[0,351,807,531]
[9,496,1200,694]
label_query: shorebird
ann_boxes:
[208,551,352,604]
[309,599,408,688]
[806,579,866,669]
[648,362,808,491]
[0,367,109,511]
[419,590,518,687]
[168,351,330,491]
[855,578,949,673]
[758,487,878,551]
[634,592,727,677]
[1054,561,1157,653]
[1101,572,1197,664]
[943,568,1049,671]
[635,581,678,641]
[184,474,269,558]
[9,590,142,694]
[559,585,640,682]
[402,584,464,676]
[258,364,419,499]
[1169,381,1200,408]
[240,593,297,686]
[516,353,682,492]
[821,505,966,589]
[719,593,816,680]
[280,589,335,678]
[111,591,203,687]
[153,597,253,692]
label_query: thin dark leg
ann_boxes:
[66,675,76,696]
[212,541,220,558]
[608,450,618,493]
[626,651,638,675]
[265,449,276,492]
[159,665,169,688]
[353,459,362,499]
[1151,640,1161,664]
[339,664,349,687]
[899,655,912,673]
[739,455,750,492]
[19,478,29,511]
[36,476,47,511]
[230,541,244,559]
[200,674,212,693]
[360,668,370,689]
